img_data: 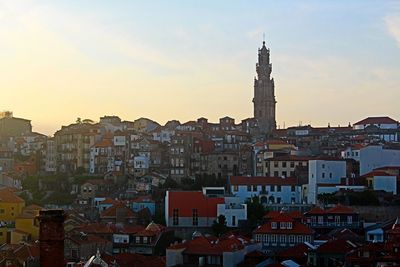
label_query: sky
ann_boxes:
[1,0,400,135]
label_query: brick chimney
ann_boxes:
[38,209,66,267]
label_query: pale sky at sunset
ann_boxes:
[1,1,400,135]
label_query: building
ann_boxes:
[0,112,32,137]
[304,204,360,231]
[353,116,398,130]
[229,176,301,204]
[130,222,174,255]
[165,190,247,238]
[307,159,346,204]
[253,41,276,134]
[0,187,25,223]
[166,233,261,267]
[253,211,314,253]
[11,204,43,244]
[265,156,312,178]
[359,145,400,175]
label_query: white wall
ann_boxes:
[360,146,400,175]
[373,175,397,194]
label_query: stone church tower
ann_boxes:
[253,41,276,134]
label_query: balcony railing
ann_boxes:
[308,222,360,228]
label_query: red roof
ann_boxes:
[168,234,252,256]
[100,203,137,218]
[354,116,398,125]
[317,239,358,254]
[326,204,356,214]
[168,191,224,218]
[229,176,298,186]
[305,206,325,215]
[277,243,309,259]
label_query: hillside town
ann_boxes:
[1,42,400,267]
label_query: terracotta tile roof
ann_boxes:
[102,253,165,267]
[317,239,358,254]
[229,176,298,186]
[168,234,252,256]
[100,203,137,218]
[276,243,309,259]
[360,170,394,178]
[326,204,356,214]
[354,116,398,125]
[0,188,25,203]
[167,191,224,217]
[93,138,113,148]
[99,198,120,205]
[135,222,165,237]
[305,206,325,215]
[132,195,154,203]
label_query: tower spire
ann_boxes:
[263,32,266,45]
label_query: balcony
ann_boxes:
[308,221,360,228]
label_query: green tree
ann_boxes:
[212,215,228,237]
[246,196,266,228]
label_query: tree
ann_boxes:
[212,215,228,237]
[246,196,266,228]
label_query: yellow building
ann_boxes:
[0,187,25,222]
[11,204,43,244]
[0,226,7,244]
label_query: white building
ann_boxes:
[341,144,364,162]
[373,174,397,194]
[307,159,346,204]
[229,176,301,204]
[45,138,57,173]
[217,197,247,227]
[353,116,398,130]
[360,145,400,175]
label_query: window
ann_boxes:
[280,235,286,244]
[252,185,257,192]
[291,197,296,203]
[271,185,275,192]
[247,185,251,192]
[329,173,332,178]
[322,172,325,178]
[271,234,277,244]
[233,185,238,192]
[289,235,295,243]
[173,209,179,225]
[282,162,287,168]
[143,237,148,243]
[282,171,287,177]
[277,197,281,204]
[274,161,278,167]
[192,209,198,226]
[291,186,296,192]
[322,164,325,169]
[232,216,236,226]
[271,222,277,229]
[261,185,266,192]
[318,216,323,224]
[274,171,279,177]
[335,215,340,224]
[287,222,293,229]
[280,222,286,229]
[136,236,140,243]
[277,185,281,192]
[290,161,295,168]
[347,216,353,224]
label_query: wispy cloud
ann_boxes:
[385,14,400,47]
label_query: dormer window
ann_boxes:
[280,222,286,229]
[287,222,293,229]
[271,222,277,229]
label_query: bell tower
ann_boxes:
[253,41,276,134]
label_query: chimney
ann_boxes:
[38,209,66,267]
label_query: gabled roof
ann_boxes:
[326,204,356,214]
[277,243,310,259]
[0,188,25,203]
[168,234,253,256]
[305,206,325,215]
[354,116,398,125]
[317,239,358,254]
[100,203,137,218]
